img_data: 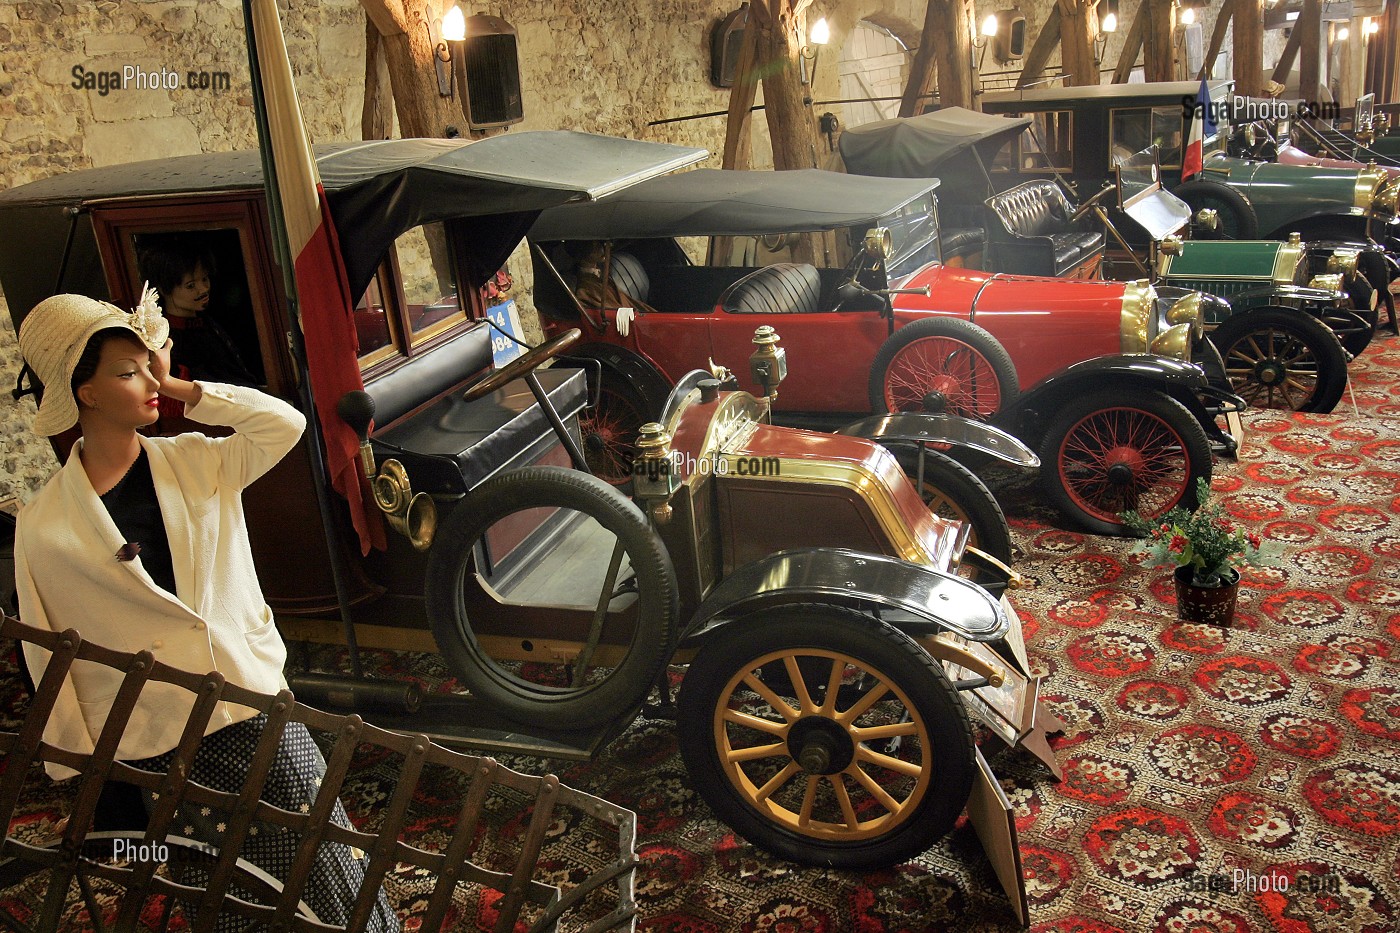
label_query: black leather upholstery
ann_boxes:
[985,180,1104,276]
[609,252,650,303]
[719,263,822,314]
[367,323,491,426]
[372,367,588,495]
[941,227,985,259]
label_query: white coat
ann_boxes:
[16,383,306,779]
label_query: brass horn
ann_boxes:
[371,459,437,551]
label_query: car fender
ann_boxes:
[1224,283,1343,312]
[1261,208,1368,242]
[560,341,674,409]
[998,354,1210,444]
[834,412,1039,468]
[679,547,1009,647]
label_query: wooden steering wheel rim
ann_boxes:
[461,328,582,402]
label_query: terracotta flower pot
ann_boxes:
[1173,566,1240,625]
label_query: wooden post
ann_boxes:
[1142,0,1176,83]
[1112,1,1147,83]
[753,0,819,171]
[1199,0,1235,80]
[721,9,762,170]
[1296,0,1322,102]
[1233,0,1264,97]
[930,0,976,109]
[1058,0,1100,87]
[359,0,470,139]
[361,20,394,140]
[899,0,940,117]
[1018,5,1061,88]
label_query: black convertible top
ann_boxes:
[838,107,1032,180]
[0,131,705,305]
[528,168,939,241]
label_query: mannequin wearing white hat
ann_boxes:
[14,293,398,931]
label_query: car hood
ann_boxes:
[1278,145,1400,180]
[897,266,1129,317]
[1160,240,1297,282]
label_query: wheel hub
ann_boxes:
[1103,446,1145,485]
[584,432,608,454]
[921,391,949,414]
[1254,359,1286,385]
[787,716,855,775]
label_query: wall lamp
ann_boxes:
[1363,16,1379,37]
[973,13,999,68]
[434,4,466,99]
[800,16,830,86]
[1177,0,1201,28]
[1100,0,1120,34]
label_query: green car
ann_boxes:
[979,80,1400,250]
[1121,154,1366,413]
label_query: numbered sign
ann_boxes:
[488,300,526,368]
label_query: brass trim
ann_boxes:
[1149,321,1193,360]
[919,633,1007,688]
[1166,292,1204,340]
[1273,240,1305,285]
[1308,273,1344,293]
[1325,249,1360,284]
[372,459,437,551]
[1355,164,1387,211]
[1119,279,1156,353]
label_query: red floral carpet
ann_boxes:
[3,335,1400,932]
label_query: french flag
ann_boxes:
[1182,78,1217,181]
[245,0,384,554]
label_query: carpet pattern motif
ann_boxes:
[3,335,1399,931]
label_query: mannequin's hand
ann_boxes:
[151,338,173,386]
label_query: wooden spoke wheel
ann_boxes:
[1210,309,1347,413]
[677,606,973,870]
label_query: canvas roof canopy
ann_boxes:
[0,131,706,305]
[837,107,1032,180]
[528,168,940,241]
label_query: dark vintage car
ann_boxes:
[977,80,1400,250]
[0,131,1055,874]
[528,167,1242,536]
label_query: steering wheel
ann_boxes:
[461,328,582,402]
[831,246,880,312]
[1071,183,1117,222]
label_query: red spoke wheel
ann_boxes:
[1209,308,1347,413]
[580,375,654,487]
[869,318,1018,420]
[1039,389,1212,535]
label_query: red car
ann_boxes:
[530,169,1238,534]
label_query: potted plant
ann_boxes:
[1122,479,1277,625]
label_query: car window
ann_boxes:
[1020,111,1073,172]
[397,223,465,346]
[1112,106,1184,168]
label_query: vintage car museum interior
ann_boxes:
[1,0,1399,930]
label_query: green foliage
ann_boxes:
[1121,478,1280,587]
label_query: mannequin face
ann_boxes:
[76,334,161,430]
[163,262,211,317]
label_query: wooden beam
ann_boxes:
[1113,1,1147,84]
[930,0,976,110]
[899,0,940,118]
[1270,14,1304,87]
[361,20,393,140]
[1058,0,1099,86]
[1142,0,1175,83]
[1199,0,1235,80]
[1233,0,1263,96]
[721,5,762,170]
[1296,0,1323,101]
[1017,5,1061,88]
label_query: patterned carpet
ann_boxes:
[4,334,1400,931]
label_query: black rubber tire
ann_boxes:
[1209,308,1348,413]
[1173,179,1260,240]
[425,466,678,728]
[677,605,975,870]
[1039,389,1213,535]
[580,369,658,488]
[868,317,1019,420]
[892,446,1013,573]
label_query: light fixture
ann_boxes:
[1100,0,1119,34]
[1180,5,1196,25]
[1337,24,1350,41]
[1364,16,1380,36]
[1285,10,1299,21]
[981,13,1000,37]
[434,4,465,99]
[799,16,830,88]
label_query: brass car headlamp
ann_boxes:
[1119,279,1156,353]
[1373,177,1399,221]
[1325,248,1361,284]
[1194,208,1221,232]
[864,226,892,259]
[1159,235,1183,255]
[1166,292,1205,341]
[1356,163,1389,213]
[1307,272,1346,297]
[1149,322,1194,360]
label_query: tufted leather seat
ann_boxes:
[985,180,1104,277]
[609,251,650,303]
[941,226,985,261]
[719,262,822,314]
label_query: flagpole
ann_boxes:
[242,0,365,678]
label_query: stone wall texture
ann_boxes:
[0,0,1341,499]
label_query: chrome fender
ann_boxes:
[679,547,1009,647]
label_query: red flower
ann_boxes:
[1247,533,1262,550]
[1169,535,1188,553]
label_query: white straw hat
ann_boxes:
[17,286,169,435]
